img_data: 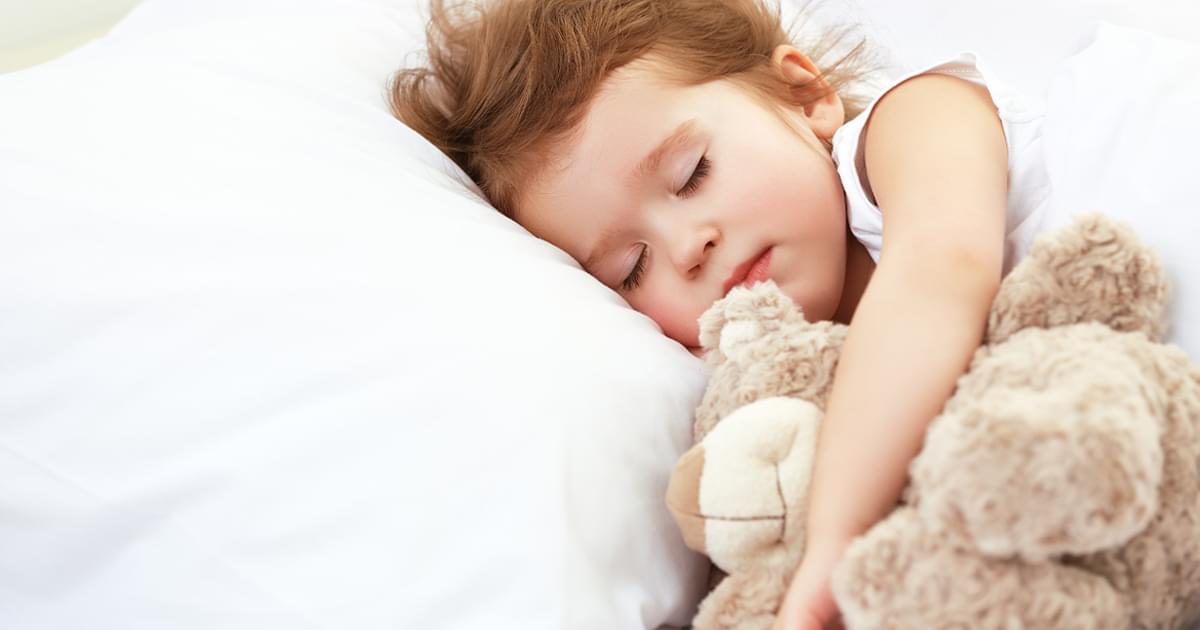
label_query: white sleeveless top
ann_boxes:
[830,53,1052,276]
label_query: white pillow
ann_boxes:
[0,1,708,629]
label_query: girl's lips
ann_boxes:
[722,247,773,296]
[741,248,773,288]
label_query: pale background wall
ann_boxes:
[0,0,144,73]
[3,0,1195,78]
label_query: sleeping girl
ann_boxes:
[389,1,1200,627]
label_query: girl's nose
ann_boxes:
[669,224,719,278]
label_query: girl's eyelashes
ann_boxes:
[621,245,648,292]
[678,154,711,198]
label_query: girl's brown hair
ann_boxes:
[390,0,877,217]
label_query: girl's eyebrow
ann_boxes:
[633,118,697,181]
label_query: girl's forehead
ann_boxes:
[592,61,679,109]
[519,67,762,219]
[530,73,758,203]
[515,71,690,239]
[541,71,683,179]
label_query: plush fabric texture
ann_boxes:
[666,215,1200,629]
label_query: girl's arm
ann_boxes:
[777,73,1009,629]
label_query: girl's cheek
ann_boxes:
[659,303,703,347]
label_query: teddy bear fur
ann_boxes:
[665,215,1200,629]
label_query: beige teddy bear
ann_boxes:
[665,215,1200,630]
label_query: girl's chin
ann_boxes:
[778,283,830,322]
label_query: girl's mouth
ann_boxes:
[722,247,773,296]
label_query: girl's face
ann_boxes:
[516,48,848,349]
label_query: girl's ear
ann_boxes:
[770,45,845,139]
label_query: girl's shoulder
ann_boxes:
[831,52,1050,271]
[834,51,1043,169]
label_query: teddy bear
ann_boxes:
[665,214,1200,630]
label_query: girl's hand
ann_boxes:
[772,539,850,630]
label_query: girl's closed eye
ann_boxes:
[621,245,648,292]
[678,154,711,198]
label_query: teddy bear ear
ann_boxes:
[697,281,806,353]
[988,214,1169,343]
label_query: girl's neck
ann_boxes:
[832,229,875,325]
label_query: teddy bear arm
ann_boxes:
[912,328,1164,561]
[834,508,1132,630]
